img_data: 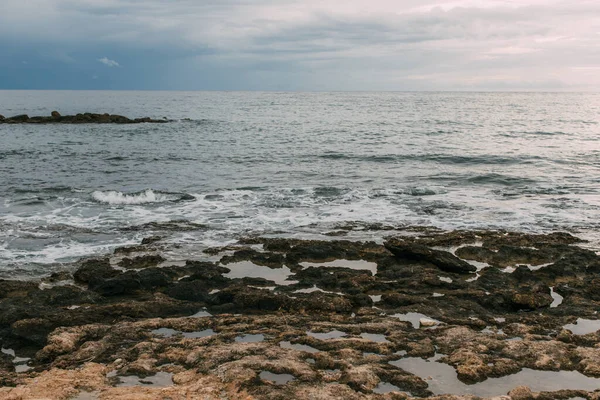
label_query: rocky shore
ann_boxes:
[0,111,170,124]
[1,228,600,399]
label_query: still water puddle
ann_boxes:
[235,334,265,343]
[360,333,389,343]
[563,318,600,335]
[390,313,440,329]
[550,287,563,308]
[391,356,600,396]
[279,341,320,353]
[189,309,212,317]
[307,330,347,340]
[1,347,32,372]
[151,327,215,338]
[112,371,174,387]
[299,259,378,275]
[223,261,298,286]
[259,371,296,385]
[293,285,343,295]
[373,381,405,394]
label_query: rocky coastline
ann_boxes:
[1,228,600,399]
[0,111,170,124]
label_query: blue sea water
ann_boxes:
[1,91,600,278]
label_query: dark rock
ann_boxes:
[0,115,4,121]
[34,285,102,306]
[6,114,29,122]
[220,249,285,268]
[92,271,143,296]
[232,288,291,311]
[381,293,418,307]
[118,254,165,269]
[164,280,210,302]
[137,268,171,290]
[141,236,162,245]
[73,258,119,286]
[0,112,171,124]
[384,241,476,274]
[11,318,55,346]
[0,280,38,299]
[184,261,230,285]
[42,271,73,283]
[505,287,553,310]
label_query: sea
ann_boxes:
[1,90,600,279]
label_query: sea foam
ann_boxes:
[91,189,180,205]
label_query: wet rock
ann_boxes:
[35,285,102,306]
[232,287,291,311]
[385,241,476,274]
[91,271,143,296]
[73,258,119,286]
[5,114,29,123]
[506,287,553,310]
[141,236,162,245]
[220,249,285,268]
[0,280,38,298]
[380,293,418,307]
[164,280,210,302]
[118,254,166,269]
[11,318,56,346]
[0,111,171,124]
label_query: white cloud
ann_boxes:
[98,56,119,67]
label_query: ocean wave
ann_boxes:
[317,153,539,165]
[91,189,194,205]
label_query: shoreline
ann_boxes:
[1,228,600,399]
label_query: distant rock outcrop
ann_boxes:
[0,111,171,124]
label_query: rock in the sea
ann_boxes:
[0,115,4,121]
[384,241,476,274]
[6,114,29,122]
[0,111,171,124]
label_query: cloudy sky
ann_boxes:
[1,0,599,91]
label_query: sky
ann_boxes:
[0,0,599,91]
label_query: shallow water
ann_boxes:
[563,318,600,335]
[390,312,440,329]
[279,341,320,353]
[391,356,600,396]
[235,334,265,343]
[223,261,298,286]
[373,381,404,394]
[550,286,563,308]
[3,91,600,278]
[307,330,347,340]
[259,371,295,385]
[299,260,378,275]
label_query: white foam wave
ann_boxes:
[92,189,179,205]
